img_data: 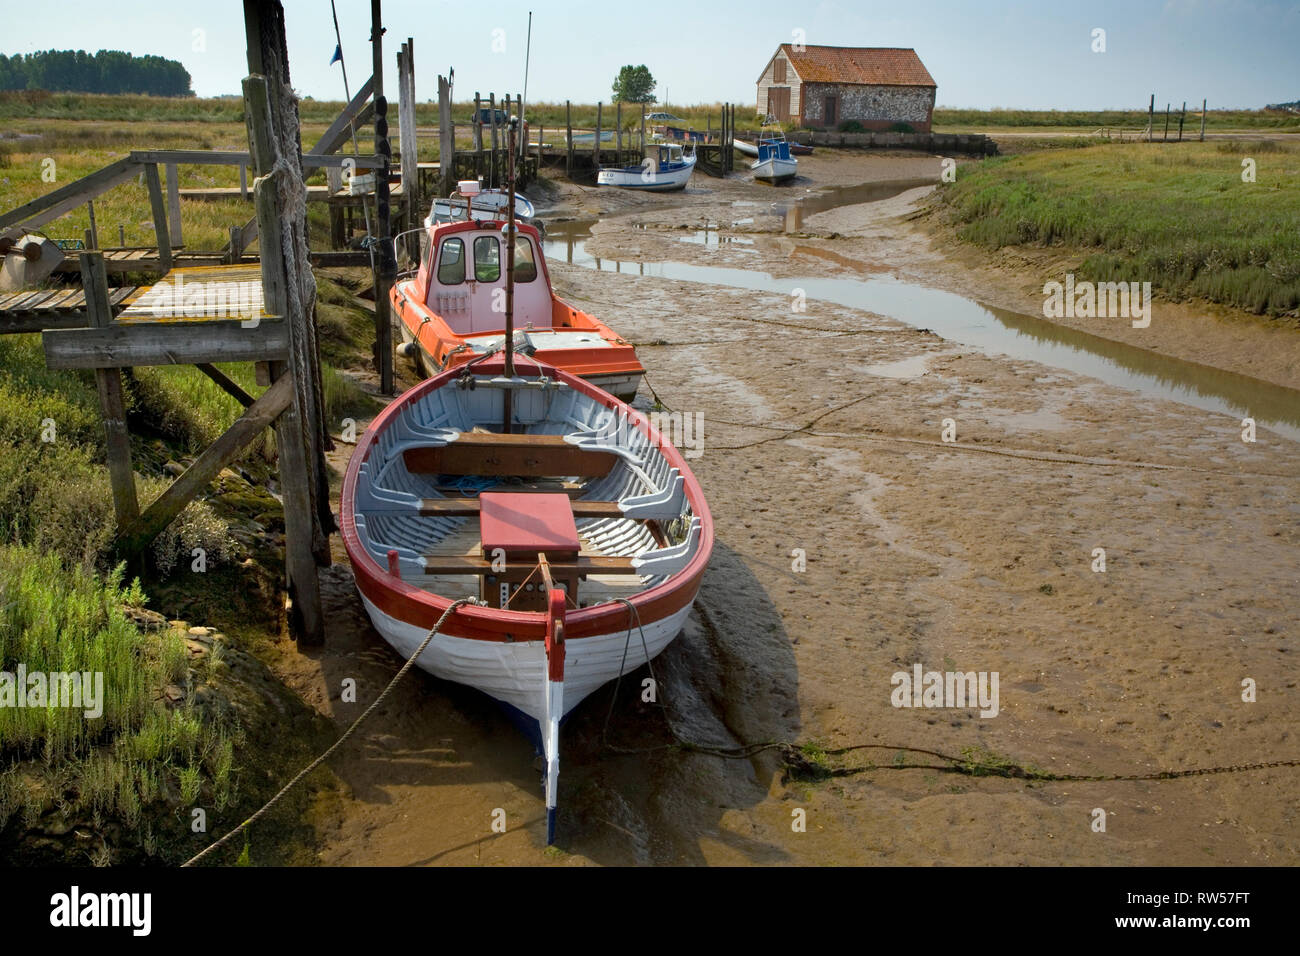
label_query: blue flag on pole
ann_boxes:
[330,44,342,66]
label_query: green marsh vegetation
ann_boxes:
[933,140,1300,316]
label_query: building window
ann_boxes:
[774,58,786,84]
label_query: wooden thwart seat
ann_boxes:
[421,554,641,576]
[403,433,615,479]
[420,497,625,519]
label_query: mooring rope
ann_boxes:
[599,598,663,753]
[182,597,483,867]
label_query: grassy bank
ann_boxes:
[932,107,1300,133]
[932,140,1300,317]
[0,271,376,863]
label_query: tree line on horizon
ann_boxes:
[0,50,193,97]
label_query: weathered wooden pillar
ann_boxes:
[488,92,499,186]
[165,163,182,247]
[81,250,139,529]
[473,93,483,178]
[438,74,454,196]
[142,164,172,272]
[594,102,602,172]
[616,100,622,163]
[397,37,419,250]
[565,100,573,176]
[370,0,395,394]
[242,0,331,645]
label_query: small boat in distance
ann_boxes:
[751,127,798,184]
[734,137,811,157]
[597,143,696,192]
[394,181,644,401]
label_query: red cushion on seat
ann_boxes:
[479,492,580,557]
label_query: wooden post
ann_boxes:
[594,101,602,172]
[565,100,573,176]
[489,93,499,186]
[239,163,248,199]
[722,103,728,173]
[243,0,333,645]
[371,0,395,395]
[118,223,125,247]
[640,106,646,157]
[165,162,182,247]
[81,250,139,529]
[730,104,736,171]
[473,93,483,178]
[326,166,345,249]
[396,38,420,259]
[1200,99,1207,141]
[86,200,98,249]
[1148,93,1154,142]
[438,74,454,196]
[142,163,172,272]
[616,100,623,163]
[1163,103,1170,142]
[537,123,543,165]
[1178,101,1186,141]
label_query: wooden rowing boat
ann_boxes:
[340,355,713,843]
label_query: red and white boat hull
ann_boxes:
[355,593,693,721]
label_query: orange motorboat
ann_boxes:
[392,212,644,402]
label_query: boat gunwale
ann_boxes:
[340,357,713,643]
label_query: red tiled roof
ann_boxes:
[772,45,935,88]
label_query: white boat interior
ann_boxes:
[351,375,704,611]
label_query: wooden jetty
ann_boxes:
[0,0,384,646]
[532,101,738,178]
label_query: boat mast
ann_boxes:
[520,11,532,161]
[502,118,517,433]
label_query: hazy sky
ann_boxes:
[3,0,1297,109]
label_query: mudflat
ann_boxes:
[294,150,1299,865]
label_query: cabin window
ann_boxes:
[513,237,538,282]
[437,238,465,284]
[473,236,501,282]
[773,58,787,84]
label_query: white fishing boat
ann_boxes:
[751,129,797,184]
[597,143,696,192]
[732,138,759,158]
[425,188,536,227]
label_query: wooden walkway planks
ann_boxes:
[0,284,141,332]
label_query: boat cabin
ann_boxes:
[644,143,688,171]
[415,219,552,336]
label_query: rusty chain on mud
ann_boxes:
[182,597,483,867]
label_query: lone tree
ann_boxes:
[612,65,656,104]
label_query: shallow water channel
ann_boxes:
[541,197,1300,442]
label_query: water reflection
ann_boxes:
[541,220,1300,441]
